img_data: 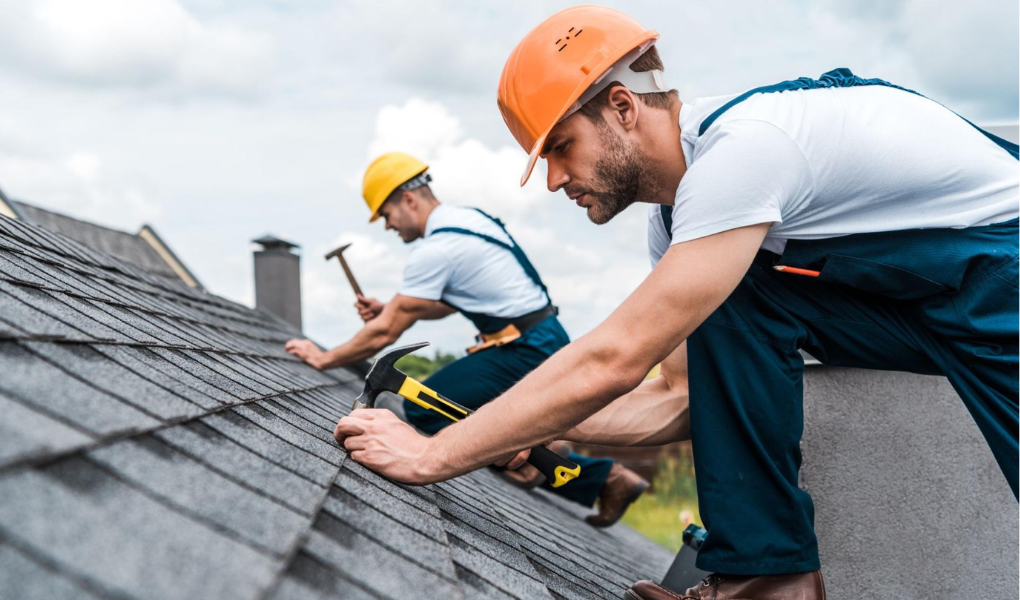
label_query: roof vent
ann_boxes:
[252,234,302,330]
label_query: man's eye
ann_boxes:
[555,142,569,154]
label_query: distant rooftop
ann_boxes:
[0,190,203,291]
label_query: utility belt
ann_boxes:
[466,304,558,354]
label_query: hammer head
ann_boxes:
[352,341,429,410]
[324,243,352,261]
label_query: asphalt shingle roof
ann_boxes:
[7,200,202,289]
[0,214,672,600]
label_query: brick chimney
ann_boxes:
[252,235,302,330]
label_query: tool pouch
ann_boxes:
[466,324,522,354]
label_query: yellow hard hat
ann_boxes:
[361,152,429,222]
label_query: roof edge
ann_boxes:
[0,186,26,220]
[137,225,205,291]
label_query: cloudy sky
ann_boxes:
[0,0,1017,355]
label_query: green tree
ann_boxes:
[394,350,458,380]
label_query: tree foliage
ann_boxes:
[394,350,458,380]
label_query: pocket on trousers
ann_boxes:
[816,254,948,300]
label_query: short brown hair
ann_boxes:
[577,46,679,122]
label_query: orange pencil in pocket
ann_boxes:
[773,265,821,277]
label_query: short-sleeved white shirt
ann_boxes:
[400,204,549,317]
[649,85,1019,266]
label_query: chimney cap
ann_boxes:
[253,234,300,251]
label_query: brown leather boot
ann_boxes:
[585,463,649,528]
[625,571,825,600]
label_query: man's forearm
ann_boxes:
[426,329,657,479]
[319,324,395,369]
[562,375,690,447]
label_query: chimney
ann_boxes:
[252,235,302,330]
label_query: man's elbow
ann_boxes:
[368,325,401,349]
[588,343,651,400]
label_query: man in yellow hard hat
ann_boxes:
[332,5,1018,600]
[285,151,649,526]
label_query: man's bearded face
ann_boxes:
[574,122,647,225]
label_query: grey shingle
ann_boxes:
[434,491,539,579]
[154,421,325,515]
[201,410,338,484]
[271,553,380,600]
[0,250,51,287]
[0,391,94,467]
[0,282,82,340]
[0,342,159,436]
[88,437,307,556]
[321,484,459,580]
[149,347,254,400]
[23,342,204,421]
[301,518,465,600]
[9,201,182,280]
[0,319,27,339]
[0,542,104,600]
[183,349,274,396]
[92,344,225,410]
[39,291,142,344]
[232,404,344,465]
[0,459,280,600]
[445,521,553,600]
[254,399,338,446]
[333,466,446,543]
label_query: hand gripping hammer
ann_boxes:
[351,341,581,488]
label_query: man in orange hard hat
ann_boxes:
[286,152,649,526]
[334,6,1019,599]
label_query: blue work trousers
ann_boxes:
[407,318,615,507]
[688,220,1019,575]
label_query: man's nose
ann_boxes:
[546,159,569,193]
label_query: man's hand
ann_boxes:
[334,409,446,485]
[494,448,531,470]
[285,339,325,369]
[355,295,385,322]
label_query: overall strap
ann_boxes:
[698,67,1019,160]
[660,205,673,239]
[431,208,552,304]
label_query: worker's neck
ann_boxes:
[639,100,686,206]
[418,200,440,234]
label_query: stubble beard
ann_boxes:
[584,123,655,225]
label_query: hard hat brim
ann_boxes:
[520,135,546,187]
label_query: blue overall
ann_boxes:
[403,208,614,507]
[678,69,1020,575]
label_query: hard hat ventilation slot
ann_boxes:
[555,27,581,52]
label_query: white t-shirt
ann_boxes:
[400,204,549,318]
[649,85,1019,266]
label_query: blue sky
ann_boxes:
[0,0,1016,354]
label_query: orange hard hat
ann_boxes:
[498,5,661,186]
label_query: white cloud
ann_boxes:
[0,0,274,96]
[0,147,163,230]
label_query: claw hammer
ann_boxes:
[350,341,581,488]
[325,243,363,298]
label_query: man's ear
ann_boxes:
[606,85,639,132]
[402,190,418,211]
